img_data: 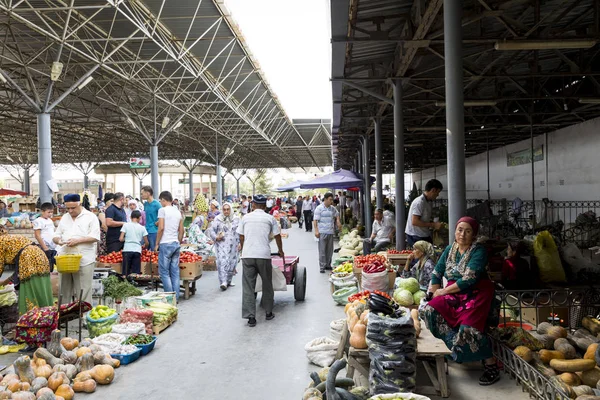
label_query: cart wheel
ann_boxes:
[294,266,306,301]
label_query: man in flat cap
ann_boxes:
[53,193,100,303]
[237,194,284,327]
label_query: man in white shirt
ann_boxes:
[155,191,184,302]
[237,195,284,327]
[369,208,396,253]
[405,179,443,246]
[53,194,100,303]
[240,195,249,216]
[346,195,360,221]
[265,196,274,212]
[302,196,313,232]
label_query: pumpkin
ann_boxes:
[54,384,74,400]
[7,378,22,392]
[558,372,581,386]
[88,344,102,355]
[79,339,92,347]
[33,348,63,367]
[550,358,596,372]
[93,352,120,368]
[547,326,568,339]
[59,338,78,352]
[0,373,18,385]
[572,385,594,397]
[514,346,534,363]
[72,379,96,393]
[35,387,55,400]
[0,391,11,400]
[554,338,577,359]
[11,392,35,400]
[349,322,367,349]
[59,351,77,365]
[34,358,47,367]
[52,364,77,380]
[21,382,31,391]
[89,365,114,385]
[35,364,53,379]
[580,367,600,387]
[47,371,68,391]
[585,343,599,360]
[15,355,36,383]
[411,308,421,338]
[77,353,94,372]
[359,310,369,325]
[73,371,92,383]
[31,376,48,393]
[47,330,65,358]
[348,315,359,332]
[75,347,91,358]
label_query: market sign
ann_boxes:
[129,157,151,169]
[507,145,543,167]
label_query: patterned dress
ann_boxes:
[0,235,53,315]
[422,242,495,363]
[207,214,240,286]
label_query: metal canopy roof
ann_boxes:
[0,0,331,170]
[331,0,600,173]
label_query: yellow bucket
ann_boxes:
[55,254,82,273]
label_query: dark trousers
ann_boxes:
[44,249,57,272]
[122,251,141,276]
[242,258,273,319]
[106,241,124,254]
[303,210,313,231]
[406,234,432,247]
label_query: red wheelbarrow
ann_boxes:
[271,255,306,301]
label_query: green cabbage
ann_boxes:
[413,290,426,305]
[393,288,414,306]
[397,277,420,294]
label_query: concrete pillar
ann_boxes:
[236,178,240,199]
[393,80,406,250]
[83,174,89,191]
[189,169,194,206]
[132,174,136,197]
[444,0,466,240]
[103,174,107,193]
[374,118,383,209]
[209,174,213,199]
[150,145,159,193]
[357,149,363,225]
[216,167,222,202]
[363,136,372,236]
[37,113,53,203]
[23,167,31,196]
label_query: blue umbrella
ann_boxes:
[275,180,308,191]
[299,169,375,190]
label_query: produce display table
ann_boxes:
[339,322,452,398]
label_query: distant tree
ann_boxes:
[256,174,272,194]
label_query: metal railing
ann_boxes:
[431,198,600,247]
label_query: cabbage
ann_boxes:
[393,289,414,306]
[413,290,426,305]
[397,277,420,294]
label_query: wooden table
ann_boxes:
[181,275,201,300]
[338,322,452,398]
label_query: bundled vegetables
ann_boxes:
[145,301,178,325]
[124,334,155,345]
[101,276,143,300]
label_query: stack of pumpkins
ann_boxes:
[0,330,118,399]
[512,318,600,400]
[345,300,368,349]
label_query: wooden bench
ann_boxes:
[338,322,452,398]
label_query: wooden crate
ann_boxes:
[152,317,176,335]
[386,253,410,266]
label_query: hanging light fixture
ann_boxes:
[50,62,64,82]
[161,117,170,129]
[0,72,7,84]
[77,76,94,90]
[174,121,183,129]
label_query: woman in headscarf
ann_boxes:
[422,217,499,386]
[0,231,53,315]
[401,240,436,291]
[207,202,240,291]
[187,216,213,257]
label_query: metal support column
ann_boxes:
[83,174,89,191]
[374,118,383,209]
[393,80,406,250]
[150,145,159,193]
[216,167,222,202]
[23,167,31,196]
[444,0,466,240]
[189,169,194,206]
[363,136,372,237]
[37,113,53,203]
[357,149,363,225]
[236,179,240,199]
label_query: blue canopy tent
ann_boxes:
[275,180,308,192]
[299,169,375,190]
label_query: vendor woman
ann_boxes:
[0,232,53,314]
[401,240,435,291]
[423,216,499,386]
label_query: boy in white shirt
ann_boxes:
[34,202,56,271]
[119,210,149,277]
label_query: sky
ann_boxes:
[223,0,332,119]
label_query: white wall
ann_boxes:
[411,116,600,201]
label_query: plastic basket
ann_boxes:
[86,312,118,338]
[55,254,82,273]
[110,347,142,365]
[134,336,157,355]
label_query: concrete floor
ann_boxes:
[0,228,531,399]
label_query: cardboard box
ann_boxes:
[388,270,397,290]
[203,256,217,271]
[519,301,570,327]
[180,262,202,279]
[96,262,122,274]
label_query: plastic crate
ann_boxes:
[110,347,142,365]
[135,336,157,355]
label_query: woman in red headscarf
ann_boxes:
[422,216,500,386]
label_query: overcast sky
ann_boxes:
[224,0,332,119]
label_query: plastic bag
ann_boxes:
[367,393,431,400]
[111,322,145,337]
[0,284,17,307]
[330,318,346,341]
[533,231,566,283]
[332,286,358,305]
[367,310,417,394]
[120,308,154,335]
[304,336,339,367]
[362,269,389,292]
[86,312,119,338]
[255,268,287,292]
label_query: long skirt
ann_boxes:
[19,275,54,315]
[215,243,238,286]
[423,279,495,363]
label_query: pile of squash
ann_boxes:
[512,318,600,400]
[302,361,370,400]
[0,330,118,399]
[344,301,369,349]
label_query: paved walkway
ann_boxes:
[0,227,530,399]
